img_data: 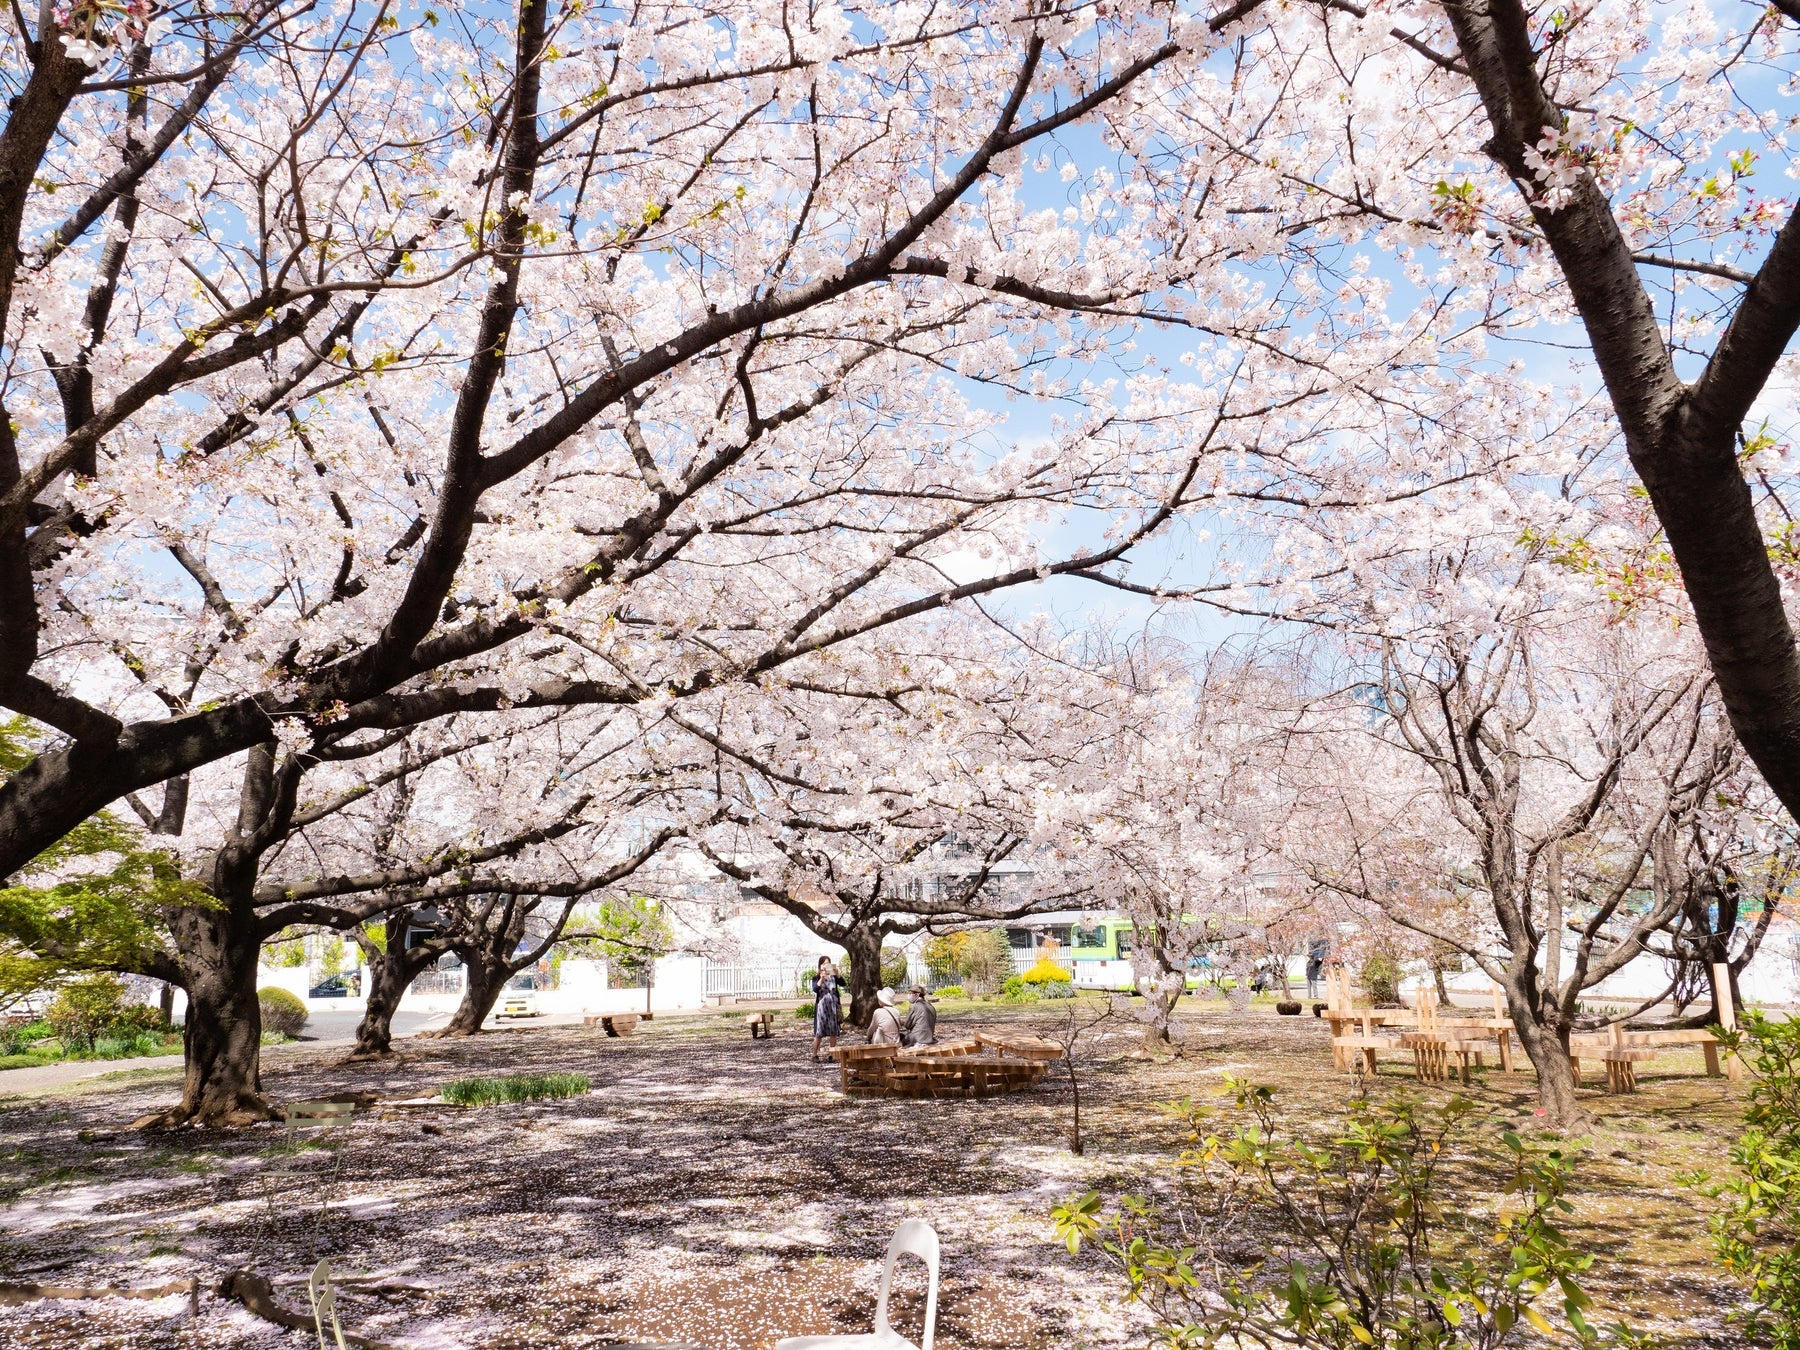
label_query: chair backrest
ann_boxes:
[874,1219,940,1350]
[309,1258,346,1350]
[287,1100,355,1140]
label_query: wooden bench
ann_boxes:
[827,1044,902,1093]
[603,1014,638,1037]
[972,1031,1064,1062]
[748,1011,775,1040]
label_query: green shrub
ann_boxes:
[442,1071,590,1106]
[0,1020,53,1056]
[960,929,1013,994]
[46,974,127,1052]
[257,986,309,1038]
[1000,975,1039,1004]
[1039,978,1074,999]
[796,1000,816,1019]
[932,985,965,999]
[1056,1080,1639,1349]
[880,946,909,989]
[89,1031,167,1059]
[922,934,965,983]
[1361,951,1402,1005]
[110,1004,167,1036]
[1693,1012,1800,1349]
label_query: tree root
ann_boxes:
[0,1277,198,1313]
[127,1101,274,1130]
[217,1270,398,1349]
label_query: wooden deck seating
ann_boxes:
[971,1031,1065,1062]
[749,1011,775,1039]
[827,1033,1058,1098]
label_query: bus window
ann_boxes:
[1073,924,1105,951]
[1116,930,1133,956]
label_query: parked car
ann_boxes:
[497,974,541,1018]
[308,973,360,999]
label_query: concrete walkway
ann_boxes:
[0,1009,447,1096]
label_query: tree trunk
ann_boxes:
[432,949,508,1038]
[840,923,882,1031]
[151,899,271,1127]
[351,942,439,1058]
[1502,974,1587,1130]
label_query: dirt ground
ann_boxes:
[0,999,1755,1349]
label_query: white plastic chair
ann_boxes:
[776,1219,939,1350]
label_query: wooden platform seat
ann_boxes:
[971,1031,1065,1062]
[749,1011,775,1040]
[603,1014,638,1037]
[827,1034,1056,1099]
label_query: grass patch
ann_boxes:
[441,1071,590,1107]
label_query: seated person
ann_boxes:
[868,988,905,1045]
[903,984,937,1047]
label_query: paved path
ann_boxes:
[0,1009,444,1096]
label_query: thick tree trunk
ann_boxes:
[1501,972,1586,1130]
[351,944,437,1058]
[840,923,882,1031]
[151,901,271,1127]
[432,950,508,1038]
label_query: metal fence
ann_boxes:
[703,964,801,1000]
[407,969,464,995]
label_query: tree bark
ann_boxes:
[432,949,508,1038]
[839,922,883,1031]
[1500,967,1586,1129]
[351,942,441,1058]
[154,901,270,1127]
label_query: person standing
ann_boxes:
[869,988,905,1045]
[1305,939,1330,1000]
[811,957,847,1062]
[903,984,937,1047]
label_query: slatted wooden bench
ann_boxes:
[971,1031,1065,1062]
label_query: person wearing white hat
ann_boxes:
[868,987,904,1045]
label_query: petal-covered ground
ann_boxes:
[0,1002,1754,1348]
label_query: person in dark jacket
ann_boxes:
[812,957,847,1062]
[903,984,937,1047]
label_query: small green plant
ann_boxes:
[45,974,127,1052]
[1053,1079,1642,1349]
[999,973,1041,1002]
[90,1031,166,1059]
[932,984,965,999]
[796,1000,816,1019]
[1361,950,1402,1005]
[441,1071,590,1106]
[1690,1011,1800,1349]
[257,986,309,1038]
[0,1019,53,1056]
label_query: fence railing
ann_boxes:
[703,964,799,1000]
[407,969,463,995]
